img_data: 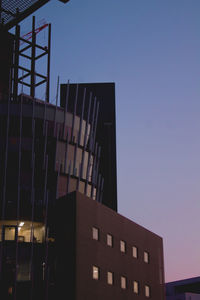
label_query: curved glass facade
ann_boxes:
[0,92,103,297]
[0,94,102,221]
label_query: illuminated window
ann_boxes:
[107,271,113,285]
[132,246,138,258]
[4,226,16,241]
[133,281,139,294]
[92,227,99,240]
[0,221,44,243]
[107,234,113,247]
[144,251,149,263]
[121,276,126,289]
[145,285,150,298]
[120,240,126,253]
[92,266,99,280]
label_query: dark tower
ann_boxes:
[60,82,118,211]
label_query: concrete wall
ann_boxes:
[74,191,165,300]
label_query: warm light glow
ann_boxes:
[19,222,24,227]
[92,266,99,280]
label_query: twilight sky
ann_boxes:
[19,0,200,282]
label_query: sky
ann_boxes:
[18,0,200,282]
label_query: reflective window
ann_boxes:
[74,148,82,177]
[82,151,88,179]
[92,266,99,280]
[92,227,99,241]
[107,271,113,285]
[88,156,93,182]
[92,187,96,200]
[132,246,138,258]
[86,184,91,198]
[133,281,139,294]
[56,141,65,172]
[79,120,86,146]
[107,234,113,247]
[65,112,73,128]
[120,240,126,253]
[78,181,85,193]
[145,285,150,298]
[121,276,126,289]
[144,251,149,263]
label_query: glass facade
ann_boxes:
[0,93,103,298]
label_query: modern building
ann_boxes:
[0,83,165,300]
[0,2,165,299]
[0,84,104,299]
[166,277,200,300]
[57,191,165,300]
[60,82,117,211]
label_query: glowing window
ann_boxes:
[92,227,99,240]
[107,234,113,247]
[121,276,126,289]
[133,280,139,294]
[92,266,99,280]
[107,271,113,285]
[132,246,138,258]
[144,251,149,263]
[145,285,150,298]
[120,240,126,253]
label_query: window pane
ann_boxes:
[133,281,139,294]
[121,276,126,289]
[120,240,126,253]
[145,285,150,297]
[107,234,113,247]
[132,246,138,258]
[92,227,99,240]
[107,271,113,285]
[4,226,16,241]
[93,266,99,280]
[144,251,149,263]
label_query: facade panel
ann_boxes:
[59,191,165,300]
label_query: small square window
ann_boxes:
[107,234,113,247]
[132,246,138,258]
[92,227,99,240]
[121,276,126,289]
[144,251,149,263]
[107,271,113,285]
[145,285,150,298]
[133,280,139,294]
[120,240,126,253]
[92,266,99,280]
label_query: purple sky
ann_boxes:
[18,0,200,282]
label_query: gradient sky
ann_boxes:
[18,0,200,282]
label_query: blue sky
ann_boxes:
[19,0,200,282]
